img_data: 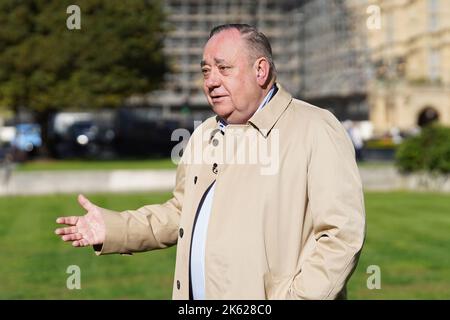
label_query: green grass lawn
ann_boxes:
[348,192,450,299]
[14,158,177,172]
[0,193,176,299]
[0,191,449,299]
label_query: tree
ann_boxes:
[0,0,169,152]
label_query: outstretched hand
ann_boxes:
[55,194,106,247]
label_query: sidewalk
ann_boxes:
[0,169,175,195]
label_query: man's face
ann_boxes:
[201,29,262,124]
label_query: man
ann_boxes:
[55,24,365,300]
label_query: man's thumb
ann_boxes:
[78,194,94,211]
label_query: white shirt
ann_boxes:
[190,85,276,300]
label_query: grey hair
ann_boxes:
[209,24,277,80]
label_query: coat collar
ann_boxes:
[215,83,292,138]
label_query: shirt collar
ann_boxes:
[256,84,277,113]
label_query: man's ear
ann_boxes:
[254,57,270,87]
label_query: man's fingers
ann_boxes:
[55,226,78,235]
[72,239,90,247]
[61,233,83,241]
[78,194,94,211]
[56,216,79,226]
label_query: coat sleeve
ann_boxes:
[288,109,366,299]
[94,157,186,256]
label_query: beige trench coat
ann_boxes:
[95,83,366,300]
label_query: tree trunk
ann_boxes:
[35,109,56,158]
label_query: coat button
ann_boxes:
[212,138,219,146]
[194,176,198,184]
[179,228,184,238]
[177,280,181,290]
[212,163,218,174]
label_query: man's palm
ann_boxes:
[55,194,106,247]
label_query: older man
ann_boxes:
[55,24,365,300]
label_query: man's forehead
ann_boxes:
[209,28,242,42]
[202,29,244,62]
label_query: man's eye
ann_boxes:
[219,66,229,71]
[202,68,210,75]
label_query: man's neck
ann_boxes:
[255,83,276,113]
[219,82,277,126]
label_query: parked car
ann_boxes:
[10,123,42,160]
[48,112,116,159]
[114,107,196,157]
[67,120,115,158]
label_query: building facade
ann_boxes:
[147,0,303,116]
[148,0,450,135]
[367,0,450,133]
[298,0,372,121]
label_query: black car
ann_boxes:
[51,120,115,159]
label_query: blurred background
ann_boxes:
[0,0,449,299]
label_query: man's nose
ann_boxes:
[204,70,221,89]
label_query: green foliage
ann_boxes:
[0,0,168,111]
[395,125,450,174]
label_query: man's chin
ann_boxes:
[212,106,233,121]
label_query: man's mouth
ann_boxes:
[211,95,228,103]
